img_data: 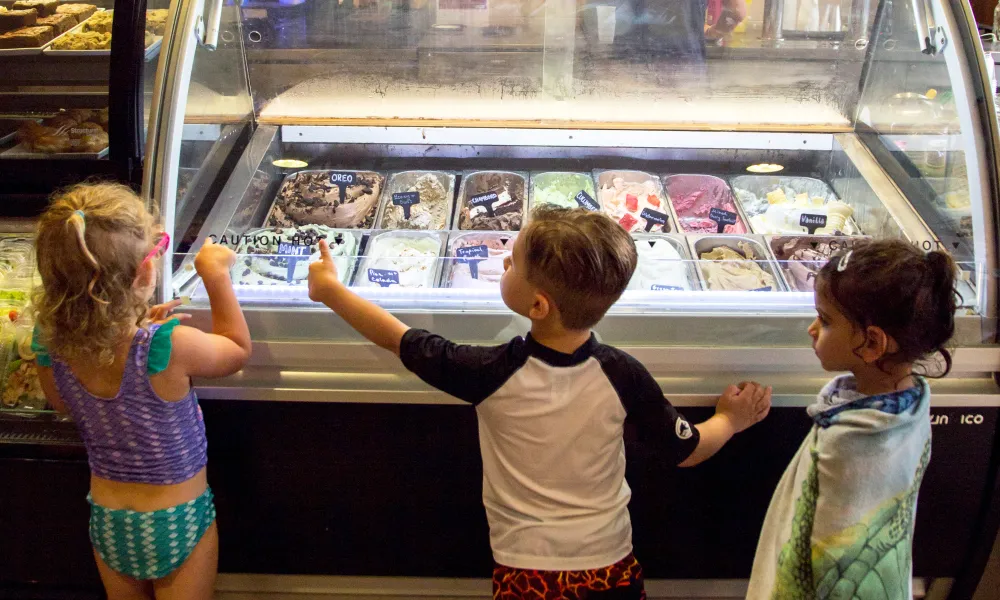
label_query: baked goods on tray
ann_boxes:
[37,13,76,35]
[12,1,58,17]
[146,9,168,35]
[15,108,110,154]
[0,24,53,49]
[0,9,38,34]
[51,30,109,50]
[55,4,98,24]
[80,10,112,34]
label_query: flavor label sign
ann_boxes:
[640,208,668,232]
[392,192,421,220]
[800,213,828,234]
[368,269,400,288]
[575,190,599,211]
[469,191,499,217]
[456,244,489,279]
[709,208,739,233]
[277,243,311,283]
[329,171,357,203]
[751,286,773,292]
[651,284,684,291]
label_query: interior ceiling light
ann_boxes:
[746,163,784,173]
[272,158,309,169]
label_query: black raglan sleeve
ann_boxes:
[595,346,701,465]
[399,328,528,405]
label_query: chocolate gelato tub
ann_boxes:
[454,171,528,231]
[595,169,675,233]
[265,169,385,230]
[377,170,457,231]
[768,235,865,292]
[687,235,787,292]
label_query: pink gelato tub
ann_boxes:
[664,174,748,235]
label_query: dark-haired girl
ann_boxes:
[747,239,957,600]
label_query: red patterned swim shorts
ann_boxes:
[492,552,646,600]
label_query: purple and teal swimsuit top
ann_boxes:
[33,320,207,485]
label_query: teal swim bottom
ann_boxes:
[88,487,216,580]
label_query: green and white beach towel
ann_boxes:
[747,375,932,600]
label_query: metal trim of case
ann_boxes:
[280,126,839,151]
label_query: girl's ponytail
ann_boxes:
[65,209,107,306]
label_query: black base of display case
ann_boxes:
[1,401,997,594]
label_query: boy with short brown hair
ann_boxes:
[308,206,771,599]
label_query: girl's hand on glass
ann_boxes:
[195,238,236,282]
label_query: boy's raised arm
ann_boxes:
[308,240,410,355]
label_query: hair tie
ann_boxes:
[837,250,853,272]
[72,210,86,231]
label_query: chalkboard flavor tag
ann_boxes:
[277,242,311,283]
[651,284,684,291]
[456,244,489,279]
[575,190,599,211]
[640,208,668,232]
[368,268,400,288]
[392,191,421,220]
[751,286,773,292]
[329,171,358,203]
[469,191,499,217]
[709,207,739,234]
[799,213,828,234]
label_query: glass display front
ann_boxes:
[152,0,993,321]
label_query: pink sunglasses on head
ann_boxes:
[143,232,170,264]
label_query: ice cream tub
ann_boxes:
[662,174,749,235]
[730,175,862,236]
[768,235,868,293]
[595,169,675,233]
[353,230,447,289]
[528,172,600,212]
[229,226,362,287]
[629,233,701,292]
[687,235,788,292]
[454,170,528,231]
[442,231,517,289]
[376,170,457,231]
[263,169,386,230]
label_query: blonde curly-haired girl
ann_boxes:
[32,182,251,600]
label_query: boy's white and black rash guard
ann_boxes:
[400,328,700,571]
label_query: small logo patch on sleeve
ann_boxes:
[676,418,693,440]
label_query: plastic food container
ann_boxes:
[731,175,862,236]
[628,233,701,292]
[353,230,448,289]
[376,170,457,231]
[442,231,517,289]
[663,174,749,235]
[594,169,675,233]
[454,171,528,231]
[264,169,386,230]
[687,235,787,292]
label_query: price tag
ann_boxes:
[456,244,489,280]
[329,171,357,203]
[799,213,828,235]
[751,286,773,292]
[575,190,599,211]
[469,191,499,217]
[278,242,311,283]
[651,284,684,291]
[640,208,668,232]
[392,191,421,220]
[367,269,400,288]
[709,208,739,234]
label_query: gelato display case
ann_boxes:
[4,0,998,594]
